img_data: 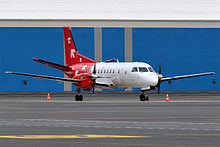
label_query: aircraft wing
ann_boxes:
[161,72,215,82]
[5,71,80,83]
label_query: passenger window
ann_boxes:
[113,70,114,73]
[118,69,120,73]
[148,67,154,72]
[125,70,127,74]
[104,69,106,73]
[139,67,148,72]
[131,67,138,72]
[107,69,109,73]
[109,69,111,73]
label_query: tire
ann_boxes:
[75,95,79,101]
[145,96,149,101]
[78,95,83,101]
[140,94,146,101]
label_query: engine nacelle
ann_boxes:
[73,73,94,89]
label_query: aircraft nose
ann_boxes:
[150,74,159,86]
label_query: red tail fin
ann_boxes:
[64,27,95,66]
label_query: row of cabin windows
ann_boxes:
[86,67,154,74]
[97,69,116,74]
[131,67,154,72]
[88,69,127,74]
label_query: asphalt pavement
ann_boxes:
[0,91,219,147]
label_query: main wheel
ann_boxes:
[75,95,79,101]
[78,95,83,101]
[140,94,146,101]
[145,95,149,101]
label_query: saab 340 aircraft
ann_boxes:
[6,27,215,101]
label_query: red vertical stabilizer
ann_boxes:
[63,27,95,66]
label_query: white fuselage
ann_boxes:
[92,62,159,89]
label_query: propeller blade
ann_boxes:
[92,62,96,94]
[159,63,161,74]
[157,63,162,94]
[157,82,160,94]
[93,84,95,94]
[93,63,96,74]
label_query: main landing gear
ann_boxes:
[75,88,83,101]
[140,91,149,101]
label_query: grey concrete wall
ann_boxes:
[94,28,102,62]
[94,27,102,91]
[124,28,133,91]
[125,28,133,62]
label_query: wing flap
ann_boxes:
[6,71,80,83]
[162,72,215,81]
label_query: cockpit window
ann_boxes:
[131,67,138,72]
[148,67,154,72]
[139,67,148,72]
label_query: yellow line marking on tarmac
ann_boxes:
[0,135,150,139]
[165,134,220,137]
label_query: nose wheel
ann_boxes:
[75,88,83,101]
[140,91,149,101]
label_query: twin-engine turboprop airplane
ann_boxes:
[6,27,215,101]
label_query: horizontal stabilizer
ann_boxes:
[33,58,69,71]
[5,71,80,83]
[103,58,117,63]
[162,72,215,81]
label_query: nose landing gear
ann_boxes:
[140,91,149,101]
[75,88,83,101]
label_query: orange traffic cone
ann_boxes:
[47,93,51,101]
[165,93,170,102]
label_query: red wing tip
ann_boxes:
[33,58,39,61]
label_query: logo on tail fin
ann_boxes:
[68,37,71,44]
[71,49,76,58]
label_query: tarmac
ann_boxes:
[0,91,219,147]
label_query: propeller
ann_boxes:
[157,63,162,94]
[92,62,96,94]
[90,62,110,94]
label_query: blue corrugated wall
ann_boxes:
[0,27,64,91]
[102,28,124,62]
[0,27,219,91]
[133,28,219,91]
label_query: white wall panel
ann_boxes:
[0,0,220,20]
